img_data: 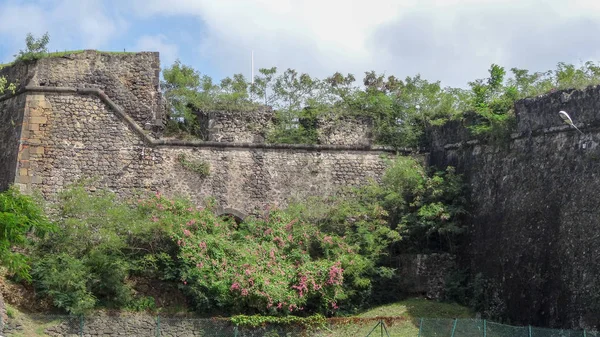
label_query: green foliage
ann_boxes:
[388,161,467,253]
[0,72,16,95]
[5,305,15,319]
[162,60,259,137]
[142,194,372,315]
[161,56,600,149]
[230,314,327,329]
[177,154,210,177]
[15,32,50,61]
[467,64,517,142]
[31,183,173,314]
[0,186,54,281]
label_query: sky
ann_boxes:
[1,0,600,88]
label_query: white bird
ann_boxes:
[559,110,583,134]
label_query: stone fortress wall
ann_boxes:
[0,50,392,217]
[430,84,600,329]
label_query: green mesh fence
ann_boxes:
[418,318,597,337]
[1,315,598,336]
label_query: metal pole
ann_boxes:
[529,325,532,337]
[364,321,381,337]
[380,319,383,337]
[418,318,423,337]
[79,314,83,337]
[450,319,457,337]
[584,329,587,337]
[382,320,391,337]
[156,315,160,337]
[483,319,487,337]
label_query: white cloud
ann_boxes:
[132,35,179,67]
[0,0,124,61]
[132,0,600,87]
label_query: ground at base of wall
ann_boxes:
[1,297,473,337]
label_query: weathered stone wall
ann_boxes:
[430,85,600,330]
[0,50,163,130]
[15,90,387,214]
[0,95,26,191]
[394,253,456,300]
[196,108,274,143]
[316,115,373,146]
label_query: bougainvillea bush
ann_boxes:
[140,194,379,315]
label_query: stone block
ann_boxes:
[29,107,45,117]
[31,146,45,155]
[30,116,48,124]
[19,168,28,176]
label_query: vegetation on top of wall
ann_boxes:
[161,57,600,149]
[0,33,136,68]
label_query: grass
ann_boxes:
[2,304,66,337]
[356,297,474,319]
[321,297,474,337]
[0,50,137,67]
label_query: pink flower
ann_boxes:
[231,282,241,291]
[241,289,249,296]
[183,229,191,237]
[327,262,344,285]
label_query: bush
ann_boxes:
[0,186,54,280]
[141,194,374,315]
[31,183,172,314]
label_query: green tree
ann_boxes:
[250,67,278,105]
[162,60,206,136]
[15,32,50,61]
[0,186,55,281]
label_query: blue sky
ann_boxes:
[1,0,600,88]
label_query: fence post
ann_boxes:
[451,319,458,337]
[156,315,160,337]
[418,318,423,337]
[483,319,487,337]
[528,325,532,337]
[79,314,84,337]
